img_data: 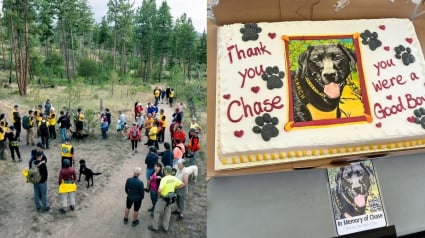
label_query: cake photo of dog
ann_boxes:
[290,43,359,122]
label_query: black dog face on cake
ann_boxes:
[292,44,357,122]
[334,163,373,218]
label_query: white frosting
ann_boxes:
[215,19,425,170]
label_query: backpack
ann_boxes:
[28,161,44,184]
[39,121,48,131]
[175,145,187,158]
[164,192,177,205]
[131,127,138,139]
[22,116,30,129]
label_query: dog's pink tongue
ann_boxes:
[324,83,340,99]
[354,195,366,207]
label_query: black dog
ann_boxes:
[78,159,102,188]
[333,162,374,218]
[69,129,89,142]
[291,44,357,122]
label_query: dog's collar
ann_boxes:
[304,76,329,98]
[336,189,363,215]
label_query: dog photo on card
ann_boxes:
[327,160,387,236]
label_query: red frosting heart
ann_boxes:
[376,122,382,128]
[223,94,231,100]
[384,46,390,51]
[407,116,416,123]
[379,25,386,30]
[268,33,276,39]
[406,38,413,44]
[251,86,260,93]
[234,130,244,137]
[386,95,392,100]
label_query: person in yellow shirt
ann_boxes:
[153,86,161,106]
[158,109,167,143]
[143,113,154,144]
[147,121,159,149]
[168,88,174,107]
[35,105,43,137]
[11,105,22,141]
[48,108,57,140]
[148,166,184,233]
[189,117,202,133]
[61,138,74,168]
[0,120,7,160]
[76,108,85,136]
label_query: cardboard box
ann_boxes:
[207,0,425,177]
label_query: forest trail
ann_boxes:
[0,97,206,238]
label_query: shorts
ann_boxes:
[126,198,142,211]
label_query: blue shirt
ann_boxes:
[125,176,144,201]
[145,153,158,169]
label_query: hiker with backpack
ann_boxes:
[11,105,22,141]
[29,142,47,167]
[0,121,6,160]
[5,125,22,162]
[38,115,50,149]
[30,151,50,212]
[23,110,35,146]
[34,105,43,138]
[58,159,77,214]
[47,108,57,140]
[172,138,185,168]
[61,138,74,168]
[147,165,184,233]
[128,122,141,155]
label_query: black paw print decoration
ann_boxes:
[252,113,279,141]
[395,45,415,66]
[240,23,262,41]
[360,30,382,51]
[261,66,285,90]
[412,107,425,129]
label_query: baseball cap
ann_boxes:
[36,142,44,148]
[164,166,173,174]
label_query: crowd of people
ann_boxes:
[0,86,203,233]
[121,86,202,232]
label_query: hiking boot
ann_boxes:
[148,225,159,233]
[123,218,128,225]
[70,205,74,211]
[59,208,66,214]
[161,226,168,232]
[177,215,184,221]
[131,220,139,227]
[42,207,50,213]
[18,159,22,162]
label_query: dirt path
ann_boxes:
[0,99,206,238]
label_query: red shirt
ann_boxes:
[58,167,77,185]
[188,135,200,152]
[173,130,186,144]
[135,105,143,115]
[128,126,141,141]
